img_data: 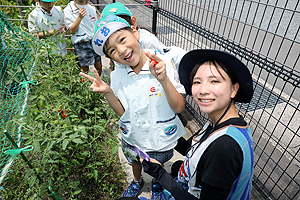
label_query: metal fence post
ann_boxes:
[152,0,158,35]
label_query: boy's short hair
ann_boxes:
[92,14,130,56]
[100,2,132,19]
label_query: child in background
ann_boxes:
[80,15,186,199]
[64,0,102,74]
[28,0,67,56]
[100,2,187,72]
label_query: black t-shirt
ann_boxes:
[174,117,245,199]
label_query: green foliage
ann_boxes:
[0,0,18,21]
[1,24,126,199]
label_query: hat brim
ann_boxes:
[178,49,253,103]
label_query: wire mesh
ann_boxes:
[115,0,300,199]
[0,11,35,186]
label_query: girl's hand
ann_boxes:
[79,68,110,94]
[140,157,163,179]
[145,52,167,82]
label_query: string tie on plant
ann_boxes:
[20,80,38,88]
[4,145,33,157]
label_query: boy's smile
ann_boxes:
[105,29,147,72]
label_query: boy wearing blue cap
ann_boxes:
[80,15,186,199]
[28,0,67,55]
[64,0,102,74]
[100,2,187,72]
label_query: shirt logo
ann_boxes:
[150,87,156,92]
[164,125,177,135]
[120,123,129,135]
[58,19,60,22]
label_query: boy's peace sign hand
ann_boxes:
[145,52,167,82]
[79,68,110,94]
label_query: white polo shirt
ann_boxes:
[138,28,166,55]
[28,6,67,55]
[64,1,97,44]
[121,29,187,72]
[111,55,186,152]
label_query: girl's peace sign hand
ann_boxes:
[79,68,110,94]
[145,52,167,82]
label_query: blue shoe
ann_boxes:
[151,180,166,200]
[123,178,144,197]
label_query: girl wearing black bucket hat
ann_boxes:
[140,49,254,200]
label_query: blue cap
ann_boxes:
[101,2,132,19]
[92,14,130,56]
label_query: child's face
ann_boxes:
[191,62,239,119]
[38,0,55,13]
[104,29,143,68]
[75,0,89,5]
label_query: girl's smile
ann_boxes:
[192,62,239,123]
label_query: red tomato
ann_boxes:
[62,111,67,118]
[81,78,86,82]
[150,59,158,67]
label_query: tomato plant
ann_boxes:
[1,23,126,199]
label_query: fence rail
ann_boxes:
[118,0,300,199]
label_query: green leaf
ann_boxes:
[33,140,41,153]
[71,159,81,165]
[81,151,89,156]
[29,176,37,188]
[72,138,84,144]
[29,95,38,101]
[86,164,93,168]
[93,170,98,181]
[62,140,69,150]
[73,190,82,195]
[82,119,91,124]
[111,145,118,154]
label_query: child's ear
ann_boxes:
[131,26,140,40]
[131,16,138,27]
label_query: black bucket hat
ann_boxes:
[179,49,253,103]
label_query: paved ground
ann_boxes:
[117,132,189,199]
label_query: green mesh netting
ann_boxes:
[0,11,36,187]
